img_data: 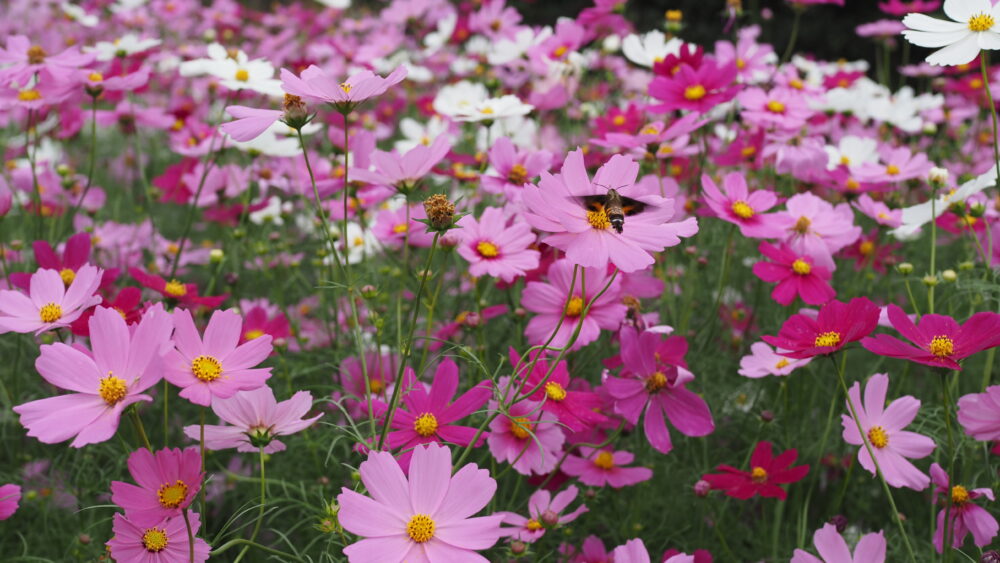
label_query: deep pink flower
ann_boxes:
[571,535,613,563]
[930,462,998,552]
[841,373,935,490]
[0,265,102,334]
[612,539,655,563]
[700,173,782,238]
[183,386,322,453]
[13,305,172,447]
[511,348,610,433]
[762,298,881,359]
[456,207,540,282]
[701,441,809,500]
[129,267,227,309]
[0,484,20,520]
[487,398,566,476]
[752,242,835,306]
[9,232,117,291]
[337,442,503,562]
[239,304,291,346]
[861,306,1000,370]
[106,512,210,563]
[499,486,588,543]
[791,523,886,563]
[603,327,714,454]
[110,447,203,526]
[561,446,653,488]
[481,137,551,197]
[70,286,143,337]
[738,341,811,378]
[738,87,811,130]
[163,308,273,406]
[773,192,861,271]
[958,386,1000,442]
[430,305,508,352]
[879,0,940,16]
[280,65,407,110]
[648,59,739,114]
[338,352,400,419]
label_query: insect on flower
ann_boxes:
[576,183,650,234]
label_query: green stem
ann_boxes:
[981,54,1000,190]
[66,97,99,233]
[780,8,803,65]
[211,538,302,560]
[129,407,152,450]
[182,508,196,563]
[234,447,267,563]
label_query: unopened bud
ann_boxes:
[209,248,224,263]
[423,194,455,231]
[959,261,975,271]
[510,540,528,555]
[928,166,949,187]
[941,269,957,282]
[828,514,848,533]
[463,311,481,327]
[78,534,91,545]
[897,262,914,275]
[282,94,311,130]
[540,509,559,526]
[760,410,774,423]
[970,203,987,218]
[360,285,378,299]
[922,274,939,287]
[693,479,711,497]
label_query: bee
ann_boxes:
[578,183,648,234]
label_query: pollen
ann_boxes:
[587,209,611,230]
[683,84,707,101]
[525,518,543,531]
[736,58,746,69]
[645,371,668,393]
[792,215,811,234]
[413,413,439,437]
[791,259,811,275]
[593,451,615,470]
[59,268,76,285]
[952,485,970,505]
[885,164,900,175]
[731,200,754,219]
[814,331,842,348]
[244,329,265,340]
[766,100,786,113]
[98,375,128,406]
[39,302,62,323]
[141,527,168,552]
[507,163,528,185]
[156,480,188,509]
[929,335,954,358]
[17,89,41,102]
[564,296,584,317]
[969,13,995,32]
[164,279,187,297]
[406,514,435,543]
[191,355,223,382]
[867,425,889,448]
[234,68,249,82]
[339,82,352,93]
[88,72,104,82]
[544,381,567,401]
[552,45,568,59]
[859,240,875,256]
[509,416,532,439]
[480,107,494,115]
[26,45,47,64]
[476,241,499,258]
[392,223,408,234]
[750,466,768,483]
[775,358,790,369]
[612,115,626,126]
[368,379,385,394]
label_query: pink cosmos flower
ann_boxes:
[384,359,491,469]
[218,105,284,142]
[561,446,652,488]
[958,386,1000,442]
[338,352,400,419]
[480,137,552,197]
[487,398,566,476]
[879,0,940,16]
[511,348,609,432]
[841,373,935,490]
[648,59,739,114]
[0,484,20,520]
[352,135,451,192]
[571,535,613,563]
[337,442,503,562]
[752,242,835,306]
[182,386,322,453]
[700,173,782,238]
[701,441,809,500]
[456,207,540,282]
[861,306,1000,370]
[763,298,881,359]
[110,447,203,527]
[738,341,811,378]
[163,308,273,406]
[856,146,933,184]
[499,486,588,543]
[106,512,210,563]
[738,87,811,130]
[129,268,227,309]
[9,232,117,291]
[612,539,656,563]
[603,327,714,454]
[790,523,886,563]
[522,150,698,273]
[930,462,998,552]
[280,65,407,111]
[469,0,522,40]
[372,204,437,248]
[773,192,861,271]
[0,265,102,334]
[239,303,291,346]
[521,258,626,350]
[0,36,94,84]
[13,305,172,448]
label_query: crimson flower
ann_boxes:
[701,441,809,500]
[861,305,1000,370]
[762,298,880,359]
[129,268,226,309]
[511,348,610,433]
[752,242,835,306]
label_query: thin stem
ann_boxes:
[780,8,803,65]
[234,447,267,563]
[211,538,302,560]
[182,508,196,563]
[929,187,937,315]
[199,408,206,519]
[981,54,1000,190]
[129,407,152,451]
[162,379,169,448]
[66,97,99,233]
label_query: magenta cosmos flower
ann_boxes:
[280,65,407,112]
[773,192,861,271]
[861,305,1000,370]
[0,265,102,334]
[957,386,1000,441]
[930,462,998,552]
[487,398,565,476]
[384,359,491,469]
[9,232,117,291]
[510,348,609,432]
[791,523,885,563]
[648,59,739,114]
[700,173,782,238]
[480,136,551,197]
[0,484,20,520]
[701,441,809,500]
[182,386,322,453]
[752,242,835,306]
[561,446,653,488]
[521,258,626,351]
[499,486,588,543]
[110,447,202,527]
[738,87,811,130]
[522,150,698,273]
[603,327,714,454]
[763,298,881,359]
[337,442,503,562]
[841,373,935,490]
[13,305,172,448]
[163,308,273,406]
[456,207,540,283]
[106,512,210,563]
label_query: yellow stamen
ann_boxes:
[544,381,567,401]
[509,416,532,439]
[645,371,668,393]
[156,480,188,509]
[17,89,41,102]
[406,514,435,543]
[368,379,385,394]
[88,72,104,82]
[392,223,408,234]
[731,200,754,219]
[191,355,222,382]
[766,100,785,113]
[26,45,47,64]
[750,466,767,483]
[244,329,265,340]
[885,164,900,175]
[791,259,811,275]
[525,518,543,531]
[413,413,439,437]
[775,358,790,369]
[564,296,584,317]
[593,451,615,470]
[859,240,875,256]
[339,82,352,93]
[98,375,128,406]
[969,13,995,32]
[141,527,168,552]
[793,216,811,234]
[683,84,707,101]
[59,268,76,285]
[476,241,499,258]
[587,209,611,230]
[164,279,186,297]
[814,331,842,348]
[952,485,970,505]
[612,115,626,126]
[929,335,954,358]
[234,69,249,82]
[867,425,888,448]
[507,163,528,185]
[39,303,62,323]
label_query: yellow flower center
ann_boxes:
[766,100,786,113]
[234,68,249,82]
[750,466,768,483]
[477,241,499,258]
[141,527,168,552]
[98,375,128,406]
[27,45,47,64]
[593,451,615,470]
[612,115,626,126]
[526,518,543,531]
[480,107,494,115]
[814,331,842,348]
[406,514,435,543]
[552,45,568,59]
[929,335,954,358]
[156,480,188,509]
[867,425,889,448]
[392,223,408,234]
[508,163,528,185]
[39,302,62,323]
[544,381,567,401]
[775,358,790,369]
[191,355,222,382]
[790,78,804,90]
[793,215,811,234]
[59,268,76,285]
[859,240,875,256]
[88,72,104,82]
[741,145,757,157]
[413,413,439,437]
[17,89,41,102]
[244,329,265,340]
[952,485,970,505]
[885,164,900,175]
[736,58,746,69]
[645,371,668,393]
[509,416,532,439]
[587,209,611,230]
[969,13,995,32]
[731,200,754,219]
[683,84,707,101]
[792,259,811,275]
[368,379,385,394]
[164,279,187,297]
[564,296,584,317]
[340,82,352,93]
[971,77,985,89]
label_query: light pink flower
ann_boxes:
[773,192,861,271]
[561,446,653,488]
[853,194,902,228]
[499,486,588,543]
[930,462,998,552]
[352,135,451,192]
[700,172,783,238]
[0,265,103,334]
[0,484,20,520]
[480,137,551,197]
[106,512,210,563]
[219,106,283,142]
[738,87,811,130]
[487,398,565,476]
[791,523,886,563]
[110,447,203,526]
[456,207,540,283]
[738,341,811,378]
[958,385,1000,442]
[280,65,407,109]
[611,538,653,563]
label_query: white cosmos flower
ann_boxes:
[891,164,998,239]
[621,30,684,67]
[452,95,533,122]
[249,196,293,226]
[179,44,281,97]
[902,0,1000,66]
[110,0,147,13]
[824,136,878,170]
[89,34,161,61]
[394,116,452,153]
[433,81,489,118]
[62,3,98,26]
[316,0,350,8]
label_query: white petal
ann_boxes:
[926,33,982,65]
[904,28,973,48]
[978,30,1000,49]
[903,13,969,33]
[945,0,992,23]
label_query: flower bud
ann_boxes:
[423,194,455,231]
[463,311,481,327]
[959,261,975,271]
[540,509,559,527]
[693,479,711,497]
[928,166,949,187]
[360,285,378,299]
[510,540,528,555]
[922,274,939,287]
[828,514,848,533]
[896,262,914,275]
[970,203,987,218]
[941,269,957,282]
[760,410,774,423]
[209,248,224,263]
[78,534,92,545]
[981,550,1000,563]
[282,94,311,130]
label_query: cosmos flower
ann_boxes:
[499,486,588,543]
[561,446,653,488]
[0,265,102,335]
[510,348,609,433]
[861,305,1000,370]
[13,305,172,448]
[902,0,1000,66]
[110,447,203,527]
[622,30,684,67]
[128,268,227,309]
[0,484,20,520]
[280,65,407,112]
[957,386,1000,441]
[751,242,836,306]
[790,523,886,563]
[480,137,551,197]
[841,373,935,490]
[0,35,94,84]
[337,443,503,562]
[700,173,783,238]
[738,341,811,378]
[455,208,540,282]
[929,463,998,552]
[763,298,881,359]
[106,512,211,563]
[773,192,861,271]
[738,87,811,130]
[487,398,565,476]
[648,59,740,114]
[179,43,281,96]
[9,232,117,291]
[701,441,809,500]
